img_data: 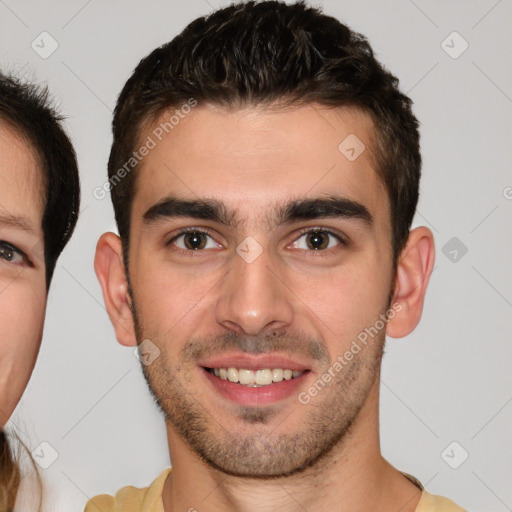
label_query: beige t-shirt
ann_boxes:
[85,469,466,512]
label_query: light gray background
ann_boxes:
[1,0,511,510]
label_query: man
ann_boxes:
[90,1,465,510]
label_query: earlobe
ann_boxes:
[386,226,435,339]
[94,232,137,347]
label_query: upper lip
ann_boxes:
[198,353,311,372]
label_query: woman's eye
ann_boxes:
[0,241,26,265]
[171,231,221,251]
[291,230,343,251]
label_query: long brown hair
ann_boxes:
[0,428,20,511]
[0,427,43,512]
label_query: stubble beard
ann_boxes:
[130,303,386,480]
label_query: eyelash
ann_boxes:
[0,240,32,267]
[166,226,347,257]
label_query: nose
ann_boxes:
[215,245,294,336]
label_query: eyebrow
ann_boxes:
[0,212,35,232]
[143,194,374,229]
[143,194,373,232]
[280,195,373,226]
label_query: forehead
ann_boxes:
[132,103,389,230]
[0,121,45,227]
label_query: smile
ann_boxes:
[206,367,305,387]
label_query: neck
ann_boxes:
[162,380,422,512]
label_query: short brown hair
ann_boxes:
[109,0,421,265]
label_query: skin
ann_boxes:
[0,122,47,427]
[96,103,435,512]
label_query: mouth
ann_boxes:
[199,355,312,406]
[204,366,307,387]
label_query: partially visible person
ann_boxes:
[0,71,80,510]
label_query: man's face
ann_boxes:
[127,103,395,477]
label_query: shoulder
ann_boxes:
[84,486,143,512]
[84,468,172,512]
[416,491,467,512]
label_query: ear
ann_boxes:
[94,232,137,347]
[386,226,435,338]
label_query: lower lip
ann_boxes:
[202,367,310,406]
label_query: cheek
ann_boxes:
[0,279,46,423]
[290,251,392,340]
[131,259,213,337]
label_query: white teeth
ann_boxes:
[239,368,255,385]
[255,369,273,385]
[209,367,304,386]
[227,367,238,383]
[272,368,284,382]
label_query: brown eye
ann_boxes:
[305,232,330,250]
[169,230,221,251]
[291,230,343,251]
[183,232,208,250]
